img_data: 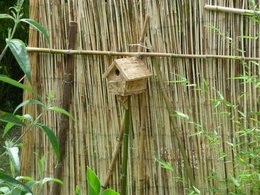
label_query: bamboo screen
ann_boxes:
[21,0,259,194]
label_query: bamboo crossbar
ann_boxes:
[26,47,260,61]
[205,5,260,15]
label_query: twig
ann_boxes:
[138,16,150,53]
[102,114,125,188]
[18,75,25,83]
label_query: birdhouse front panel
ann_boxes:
[106,66,126,95]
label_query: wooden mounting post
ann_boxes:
[51,21,77,195]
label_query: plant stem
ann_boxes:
[0,111,44,160]
[0,21,19,62]
[13,112,44,146]
[120,96,131,195]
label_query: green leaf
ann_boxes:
[206,25,220,32]
[0,14,14,20]
[6,39,31,83]
[41,177,63,185]
[192,186,200,194]
[87,167,101,195]
[5,141,20,175]
[168,74,189,84]
[0,171,32,193]
[226,141,234,147]
[238,35,258,40]
[154,157,174,171]
[168,80,187,84]
[14,99,44,114]
[237,110,246,118]
[231,177,240,187]
[37,155,44,178]
[0,110,25,126]
[36,124,60,161]
[0,186,10,194]
[3,122,15,137]
[0,74,32,91]
[16,176,34,182]
[101,189,119,195]
[21,19,50,44]
[24,181,35,193]
[75,185,81,195]
[48,106,75,120]
[172,111,189,120]
[217,91,224,100]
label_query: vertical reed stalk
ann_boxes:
[120,96,131,195]
[20,0,39,178]
[138,93,146,195]
[137,15,149,195]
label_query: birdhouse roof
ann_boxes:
[103,57,152,81]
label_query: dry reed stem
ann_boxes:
[20,0,39,179]
[136,15,150,195]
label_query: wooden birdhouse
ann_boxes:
[103,57,152,96]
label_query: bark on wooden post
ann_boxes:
[51,21,77,195]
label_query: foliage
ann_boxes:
[155,19,260,194]
[86,167,119,195]
[154,157,174,171]
[0,0,29,112]
[0,1,64,194]
[0,151,62,195]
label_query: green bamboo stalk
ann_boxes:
[120,96,131,195]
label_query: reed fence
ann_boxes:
[21,0,259,194]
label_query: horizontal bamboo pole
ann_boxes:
[26,47,260,61]
[205,5,260,15]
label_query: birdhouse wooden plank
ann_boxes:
[103,57,152,96]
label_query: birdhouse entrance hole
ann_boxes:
[115,69,120,76]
